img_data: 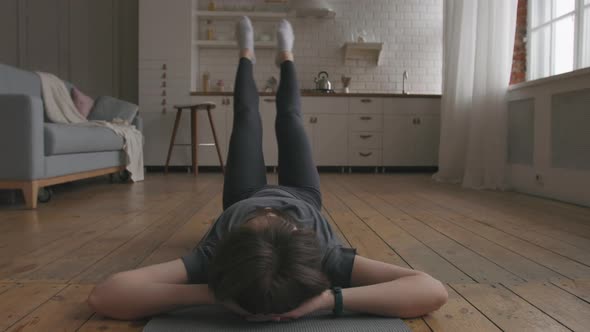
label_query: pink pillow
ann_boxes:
[71,87,94,118]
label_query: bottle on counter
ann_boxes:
[206,20,215,40]
[216,80,225,92]
[202,71,210,93]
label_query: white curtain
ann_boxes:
[434,0,518,189]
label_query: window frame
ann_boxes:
[527,0,590,80]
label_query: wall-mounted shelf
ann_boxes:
[194,40,276,49]
[343,42,384,65]
[194,10,289,21]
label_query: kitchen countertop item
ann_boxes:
[314,71,332,91]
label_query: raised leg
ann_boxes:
[223,57,267,210]
[275,60,321,200]
[165,109,182,173]
[191,109,199,176]
[274,20,321,208]
[207,108,225,174]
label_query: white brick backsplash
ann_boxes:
[195,0,442,94]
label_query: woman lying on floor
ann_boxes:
[88,18,448,322]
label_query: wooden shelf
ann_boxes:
[342,42,384,65]
[194,10,289,20]
[194,40,276,49]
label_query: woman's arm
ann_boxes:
[87,259,215,320]
[278,255,448,320]
[343,255,448,318]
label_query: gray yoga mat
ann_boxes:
[144,305,411,332]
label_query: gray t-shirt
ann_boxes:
[181,186,357,287]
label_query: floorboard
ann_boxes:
[1,173,589,331]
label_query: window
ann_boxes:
[528,0,590,80]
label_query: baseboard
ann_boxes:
[146,166,439,173]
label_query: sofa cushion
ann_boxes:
[44,123,123,156]
[71,87,94,118]
[88,96,139,123]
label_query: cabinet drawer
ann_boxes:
[301,97,348,114]
[349,149,382,166]
[349,98,383,114]
[383,98,441,115]
[350,132,382,149]
[350,114,383,131]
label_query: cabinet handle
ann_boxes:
[161,81,167,88]
[412,118,417,125]
[417,118,421,125]
[264,98,276,103]
[361,99,372,103]
[360,116,372,121]
[360,134,373,139]
[359,152,373,157]
[161,73,167,79]
[161,99,167,105]
[162,64,167,70]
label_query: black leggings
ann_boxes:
[222,58,321,210]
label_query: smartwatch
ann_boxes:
[331,286,343,317]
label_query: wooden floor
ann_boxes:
[1,173,590,331]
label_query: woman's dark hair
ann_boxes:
[208,208,330,314]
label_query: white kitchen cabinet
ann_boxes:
[348,98,384,166]
[349,97,383,114]
[383,114,440,166]
[414,115,440,166]
[139,0,192,116]
[301,97,349,166]
[383,115,417,166]
[301,97,348,115]
[143,93,440,168]
[312,114,349,166]
[382,98,440,167]
[264,97,348,166]
[139,0,191,60]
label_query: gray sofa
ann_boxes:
[0,64,142,209]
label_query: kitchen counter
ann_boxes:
[190,91,442,98]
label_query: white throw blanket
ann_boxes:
[38,72,144,182]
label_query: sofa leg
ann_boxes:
[22,181,39,209]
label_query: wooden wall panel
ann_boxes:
[0,0,19,66]
[21,0,62,75]
[2,0,138,102]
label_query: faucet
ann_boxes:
[402,70,409,95]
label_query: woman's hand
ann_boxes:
[274,289,334,321]
[222,301,279,322]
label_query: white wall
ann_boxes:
[0,0,138,103]
[507,68,590,207]
[194,0,443,94]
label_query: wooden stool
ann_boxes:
[165,103,225,176]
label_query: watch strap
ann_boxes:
[331,286,343,316]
